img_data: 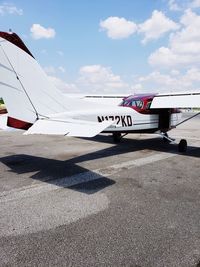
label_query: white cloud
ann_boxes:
[44,65,66,74]
[148,46,195,67]
[99,17,137,39]
[132,68,200,93]
[190,0,200,8]
[138,10,179,44]
[170,69,180,76]
[0,3,23,15]
[58,66,66,73]
[48,75,79,93]
[30,24,56,40]
[78,65,129,92]
[167,0,200,11]
[44,64,130,93]
[47,67,200,94]
[43,66,56,75]
[149,9,200,68]
[100,12,179,43]
[168,0,182,11]
[131,83,143,92]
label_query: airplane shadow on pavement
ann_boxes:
[0,136,199,195]
[79,134,200,158]
[0,153,115,195]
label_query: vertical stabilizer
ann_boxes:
[0,32,69,128]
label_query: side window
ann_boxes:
[130,100,136,107]
[135,100,143,109]
[119,100,129,106]
[146,100,152,110]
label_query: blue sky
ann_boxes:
[1,0,200,94]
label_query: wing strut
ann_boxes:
[175,112,200,127]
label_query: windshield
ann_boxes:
[120,99,143,109]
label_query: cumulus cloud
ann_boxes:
[0,3,23,15]
[168,0,182,11]
[138,10,179,44]
[149,9,200,68]
[100,12,179,43]
[47,75,79,93]
[30,24,56,40]
[167,0,200,11]
[43,66,56,75]
[131,68,200,93]
[58,66,66,73]
[44,65,66,75]
[78,65,129,92]
[44,65,200,94]
[99,17,137,39]
[43,65,130,93]
[190,0,200,8]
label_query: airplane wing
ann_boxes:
[24,118,113,137]
[151,91,200,108]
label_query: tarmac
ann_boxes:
[0,113,200,267]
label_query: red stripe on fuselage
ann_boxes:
[7,117,33,130]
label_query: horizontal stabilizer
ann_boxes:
[24,118,113,137]
[151,91,200,108]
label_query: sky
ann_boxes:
[1,0,200,94]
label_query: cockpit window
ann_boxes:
[135,100,143,108]
[130,100,143,108]
[120,100,129,106]
[120,99,143,109]
[120,94,156,113]
[130,100,136,107]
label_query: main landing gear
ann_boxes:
[113,133,122,143]
[161,132,187,152]
[112,133,128,143]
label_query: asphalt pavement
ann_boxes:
[0,113,200,267]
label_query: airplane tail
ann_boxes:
[0,31,116,136]
[0,31,76,130]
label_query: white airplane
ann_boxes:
[0,31,200,152]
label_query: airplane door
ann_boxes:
[158,109,171,131]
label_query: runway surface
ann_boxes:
[0,113,200,267]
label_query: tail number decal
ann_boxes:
[97,115,132,127]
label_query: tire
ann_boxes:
[113,133,121,143]
[178,139,187,152]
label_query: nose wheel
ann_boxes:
[160,132,187,152]
[178,139,187,152]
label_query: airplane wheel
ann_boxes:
[178,139,187,152]
[113,133,121,143]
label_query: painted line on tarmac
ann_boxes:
[0,151,177,203]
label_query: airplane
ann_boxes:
[0,31,200,153]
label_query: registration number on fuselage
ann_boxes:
[97,115,133,127]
